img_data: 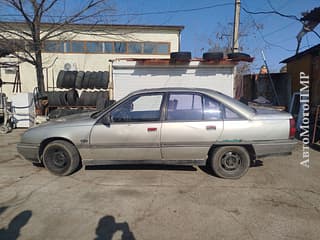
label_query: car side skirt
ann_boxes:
[82,159,207,166]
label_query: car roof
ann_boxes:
[130,87,218,95]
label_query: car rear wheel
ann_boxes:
[43,140,80,176]
[210,146,250,179]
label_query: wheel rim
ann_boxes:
[46,146,70,170]
[220,151,242,172]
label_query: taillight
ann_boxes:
[289,118,296,139]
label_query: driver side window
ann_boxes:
[110,94,163,123]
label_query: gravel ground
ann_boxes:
[0,129,319,240]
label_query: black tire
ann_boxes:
[66,89,78,106]
[96,71,109,89]
[56,71,65,88]
[47,92,61,106]
[227,52,251,60]
[82,71,91,89]
[89,72,98,89]
[63,71,77,89]
[170,51,191,61]
[210,146,250,179]
[96,91,108,110]
[203,52,223,61]
[81,91,94,106]
[43,140,80,176]
[95,71,104,89]
[59,91,68,106]
[102,71,109,89]
[75,71,84,89]
[88,92,98,106]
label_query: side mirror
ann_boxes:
[101,115,111,126]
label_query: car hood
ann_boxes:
[34,111,96,129]
[21,111,96,144]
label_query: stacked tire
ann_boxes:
[77,91,109,110]
[47,89,78,106]
[56,70,109,89]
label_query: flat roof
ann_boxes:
[281,44,320,63]
[0,21,184,32]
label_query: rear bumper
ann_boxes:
[253,139,297,157]
[17,143,40,163]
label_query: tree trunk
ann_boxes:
[34,50,45,93]
[32,4,45,94]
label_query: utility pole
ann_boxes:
[232,0,241,53]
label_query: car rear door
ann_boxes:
[160,92,224,161]
[86,93,164,162]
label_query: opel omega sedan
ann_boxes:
[17,88,296,179]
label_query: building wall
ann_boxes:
[286,54,320,107]
[286,54,312,94]
[0,27,181,100]
[311,56,320,107]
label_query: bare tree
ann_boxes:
[0,0,113,93]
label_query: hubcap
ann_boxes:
[46,147,69,169]
[221,151,241,171]
[53,151,67,167]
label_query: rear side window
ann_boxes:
[167,93,202,121]
[203,96,222,120]
[224,106,244,120]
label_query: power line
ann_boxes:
[263,22,296,37]
[241,2,297,52]
[241,6,299,21]
[0,2,234,19]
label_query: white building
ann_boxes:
[0,22,184,99]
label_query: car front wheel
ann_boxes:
[210,146,250,179]
[43,140,80,176]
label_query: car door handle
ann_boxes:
[206,125,216,130]
[147,127,157,132]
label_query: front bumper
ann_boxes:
[17,143,40,163]
[253,139,298,157]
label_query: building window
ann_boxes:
[66,41,85,53]
[114,42,127,53]
[143,43,169,54]
[43,40,170,54]
[86,41,103,53]
[44,41,64,52]
[104,42,113,53]
[158,43,169,54]
[128,42,142,54]
[143,43,157,54]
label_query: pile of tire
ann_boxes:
[47,90,109,109]
[77,91,109,109]
[46,89,78,106]
[57,71,109,89]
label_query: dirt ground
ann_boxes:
[0,129,320,240]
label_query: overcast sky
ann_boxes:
[111,0,320,72]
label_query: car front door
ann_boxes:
[161,93,224,161]
[85,93,164,162]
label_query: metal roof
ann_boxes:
[0,21,184,32]
[280,44,320,63]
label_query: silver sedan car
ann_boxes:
[17,88,296,179]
